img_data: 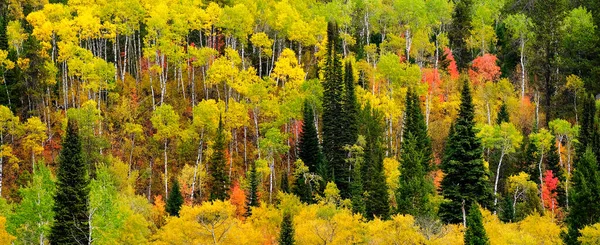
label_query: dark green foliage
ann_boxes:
[49,120,90,245]
[341,61,359,148]
[449,0,473,70]
[564,147,600,245]
[0,16,7,51]
[523,136,540,184]
[322,21,350,198]
[465,204,490,245]
[440,81,493,224]
[350,160,366,216]
[498,196,514,223]
[397,135,435,217]
[298,101,321,173]
[279,212,295,245]
[166,180,184,216]
[579,94,599,156]
[209,117,230,201]
[292,171,312,204]
[530,0,567,124]
[396,89,435,217]
[402,89,434,171]
[246,161,260,216]
[360,104,390,220]
[281,172,290,193]
[49,0,69,4]
[296,100,322,203]
[496,102,509,124]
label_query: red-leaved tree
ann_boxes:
[542,170,560,215]
[469,54,501,84]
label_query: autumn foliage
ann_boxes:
[469,54,501,84]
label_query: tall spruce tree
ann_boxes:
[464,204,490,245]
[440,81,493,224]
[298,101,321,173]
[564,147,600,245]
[209,116,230,201]
[279,212,295,245]
[341,61,359,149]
[322,21,349,197]
[166,180,183,216]
[579,94,598,156]
[49,120,90,245]
[246,161,260,216]
[449,0,474,70]
[396,89,435,217]
[360,104,390,220]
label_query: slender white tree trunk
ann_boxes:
[493,150,505,210]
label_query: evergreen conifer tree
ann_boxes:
[396,89,435,217]
[49,120,90,245]
[0,17,7,51]
[166,180,183,216]
[209,116,230,201]
[449,0,473,70]
[246,161,260,216]
[360,104,390,220]
[564,147,600,245]
[322,21,350,197]
[464,204,490,245]
[579,94,598,156]
[440,81,493,224]
[298,101,321,173]
[279,212,295,245]
[341,61,359,149]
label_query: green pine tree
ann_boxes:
[579,94,598,157]
[322,21,350,197]
[246,161,260,216]
[448,0,473,70]
[209,116,230,201]
[0,16,7,51]
[360,104,390,220]
[279,212,295,245]
[523,135,539,184]
[49,120,90,245]
[396,89,435,217]
[498,196,514,223]
[496,102,509,124]
[440,81,493,224]
[564,147,600,245]
[298,101,322,173]
[402,89,434,171]
[166,180,184,216]
[464,204,490,245]
[341,61,359,149]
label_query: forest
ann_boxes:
[0,0,600,244]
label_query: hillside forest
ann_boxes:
[1,0,600,244]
